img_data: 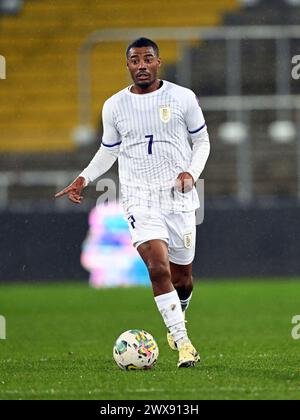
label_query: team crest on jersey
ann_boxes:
[159,106,171,123]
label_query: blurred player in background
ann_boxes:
[56,38,210,368]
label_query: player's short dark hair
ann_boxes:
[126,37,159,58]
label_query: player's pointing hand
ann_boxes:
[55,176,86,204]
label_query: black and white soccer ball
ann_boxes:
[113,329,159,371]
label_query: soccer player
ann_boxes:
[55,38,210,368]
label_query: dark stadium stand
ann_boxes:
[165,0,300,198]
[0,0,23,15]
[225,0,300,25]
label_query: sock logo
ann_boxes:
[0,315,6,340]
[170,304,176,311]
[0,55,6,79]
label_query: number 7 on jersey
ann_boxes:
[145,135,154,155]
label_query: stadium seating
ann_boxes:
[224,1,300,197]
[1,0,299,203]
[164,0,300,197]
[0,0,239,153]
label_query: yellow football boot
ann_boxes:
[167,331,178,351]
[177,342,200,368]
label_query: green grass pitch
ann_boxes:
[0,280,299,400]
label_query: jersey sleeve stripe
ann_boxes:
[188,123,206,134]
[102,141,122,148]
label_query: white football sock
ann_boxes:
[155,290,188,344]
[180,292,193,313]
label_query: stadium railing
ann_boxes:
[78,25,300,125]
[1,25,300,209]
[1,92,300,211]
[76,26,300,204]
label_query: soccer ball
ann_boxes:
[113,329,159,371]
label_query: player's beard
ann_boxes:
[135,77,157,90]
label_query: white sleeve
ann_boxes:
[79,146,118,185]
[101,98,122,149]
[184,90,206,136]
[186,128,210,183]
[79,98,121,185]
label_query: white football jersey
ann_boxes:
[101,80,207,212]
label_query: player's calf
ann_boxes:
[170,263,194,311]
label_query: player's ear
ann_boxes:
[157,57,162,67]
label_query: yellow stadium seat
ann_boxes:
[0,0,239,152]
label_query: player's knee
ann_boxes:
[148,263,171,284]
[173,272,193,291]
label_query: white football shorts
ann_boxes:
[125,206,196,265]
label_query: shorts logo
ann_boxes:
[159,106,171,123]
[183,233,193,249]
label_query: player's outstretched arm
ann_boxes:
[55,176,86,204]
[54,144,119,204]
[56,96,120,204]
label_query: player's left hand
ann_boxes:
[175,172,195,193]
